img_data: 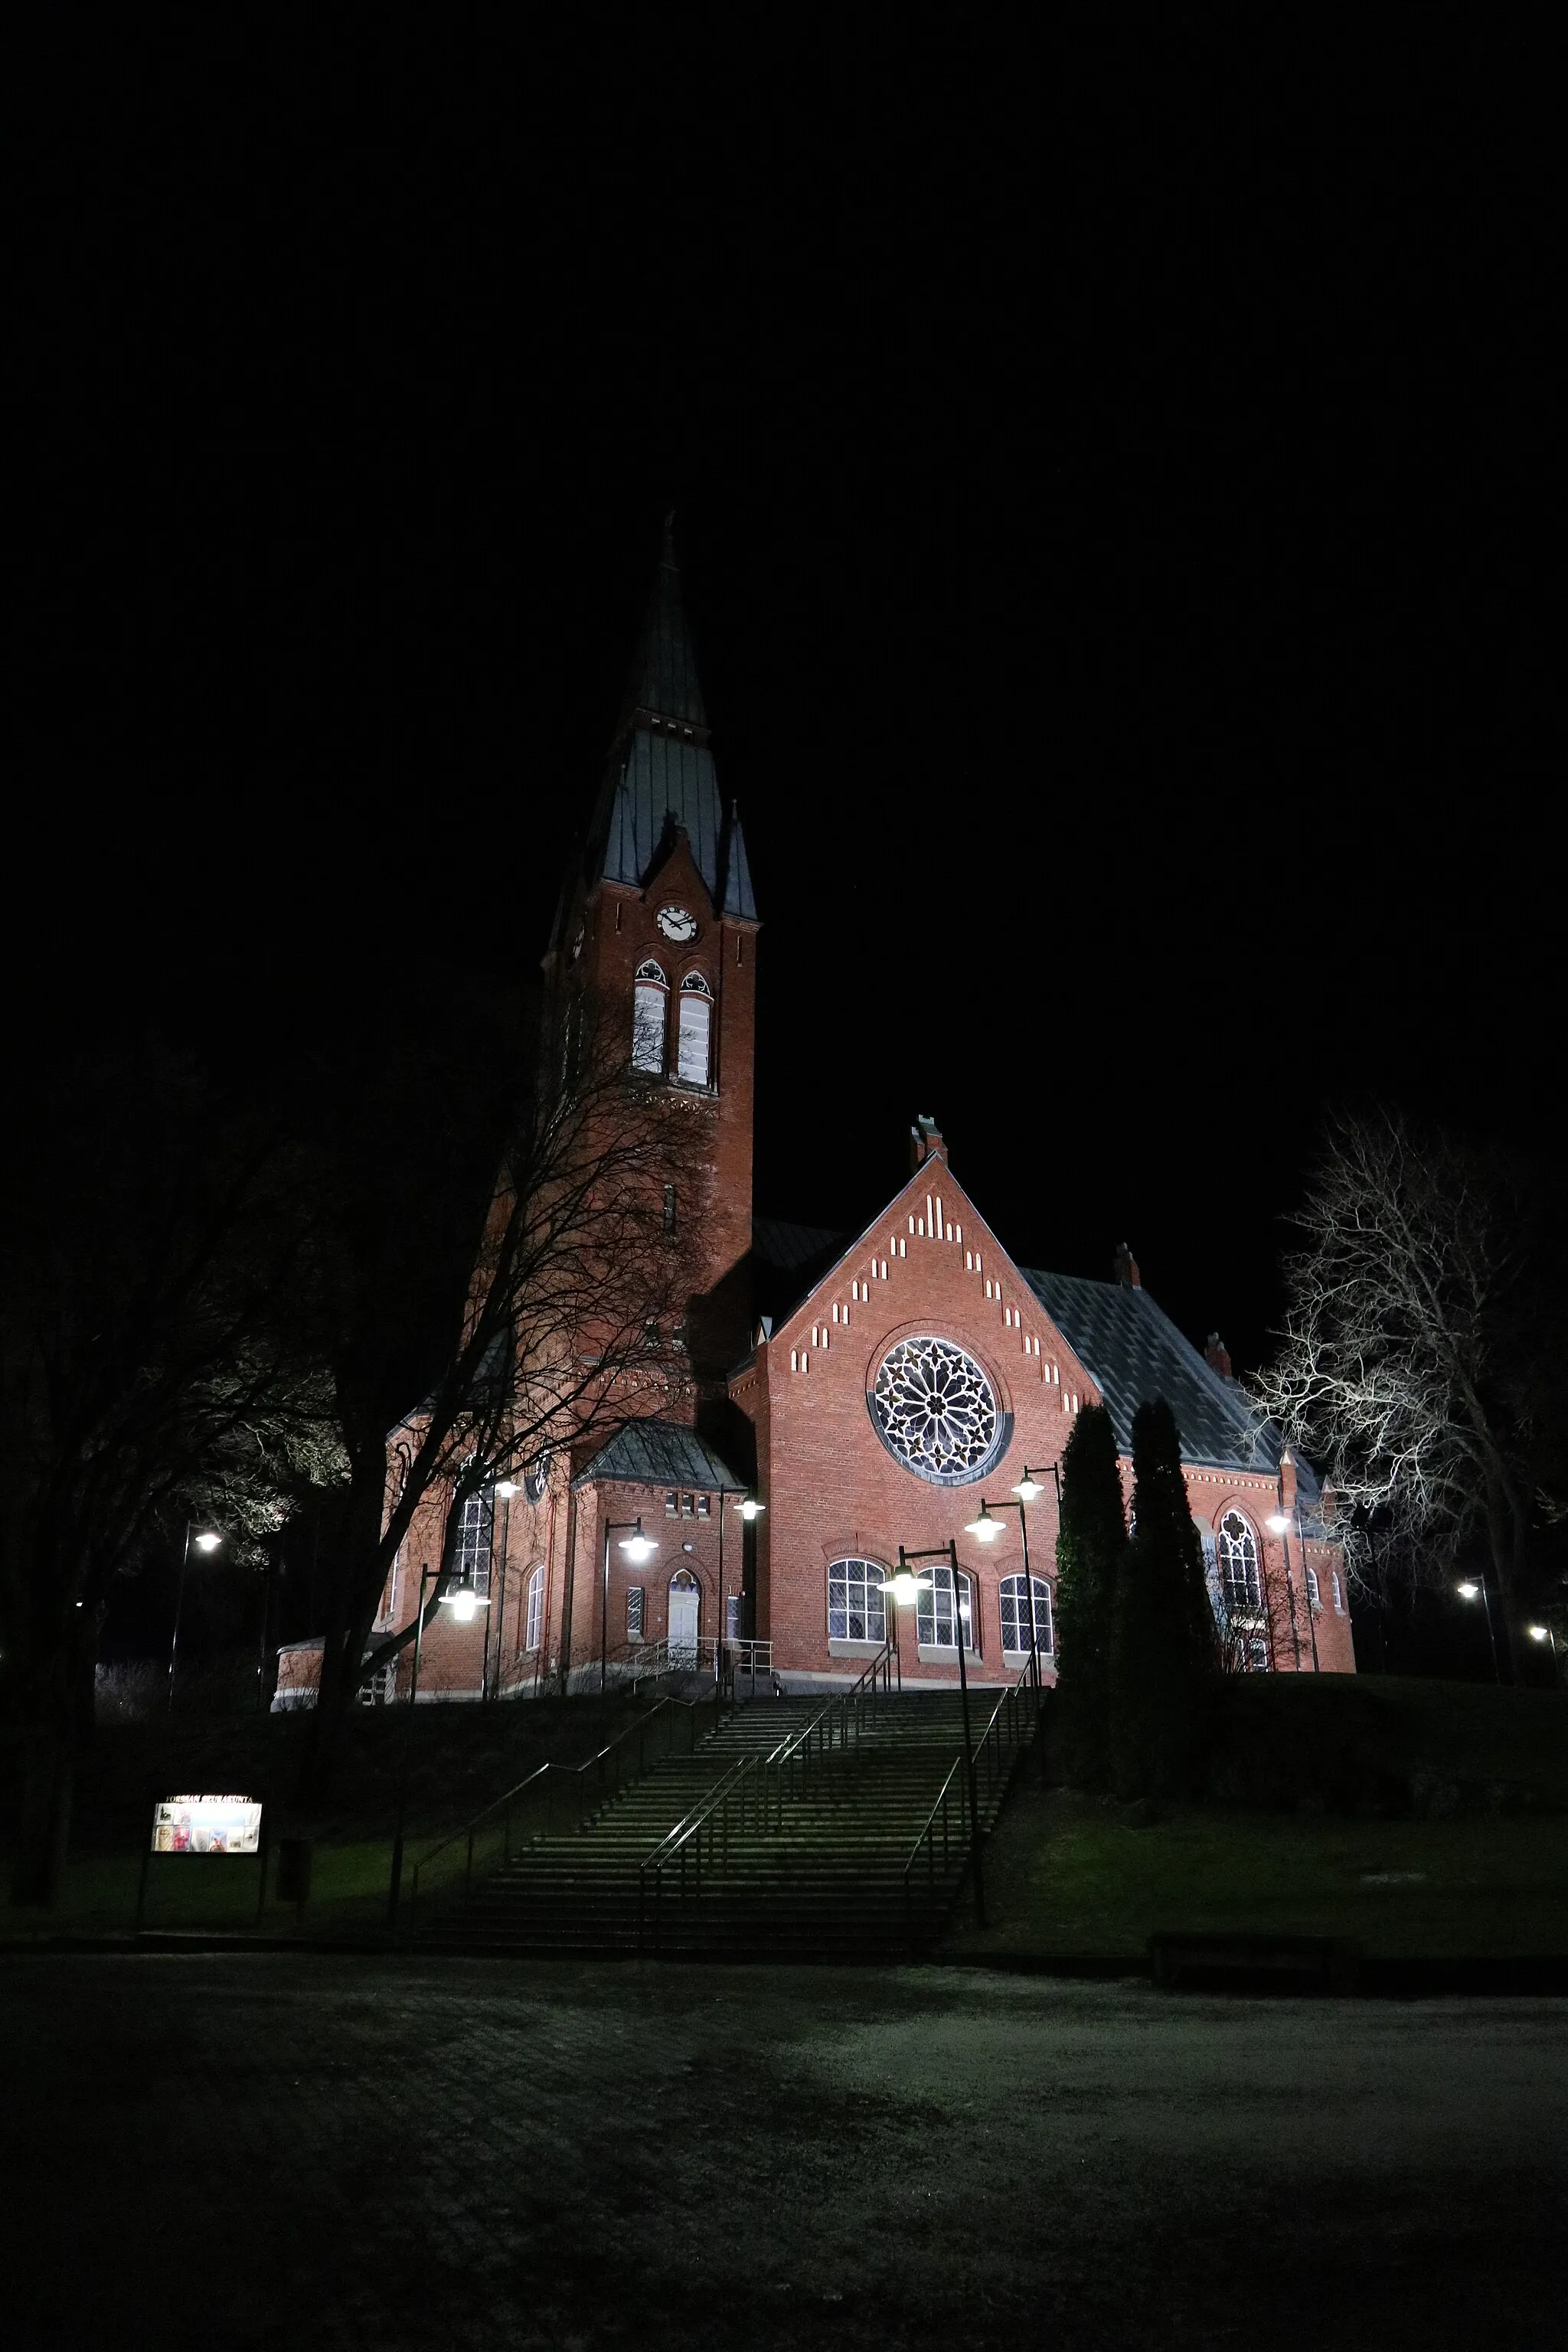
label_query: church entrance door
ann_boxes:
[668,1573,700,1667]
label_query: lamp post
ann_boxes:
[731,1494,766,1686]
[387,1563,488,1927]
[892,1540,985,1926]
[962,1466,1059,1692]
[168,1523,221,1717]
[488,1481,518,1701]
[1266,1502,1316,1674]
[602,1518,657,1693]
[1456,1579,1501,1684]
[1527,1623,1560,1681]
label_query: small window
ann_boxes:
[681,1493,695,1518]
[632,961,668,1075]
[1305,1566,1321,1609]
[626,1586,645,1642]
[663,1183,677,1232]
[677,972,713,1086]
[828,1558,888,1645]
[524,1565,544,1653]
[1332,1572,1344,1614]
[696,1494,710,1517]
[665,1491,679,1515]
[725,1591,741,1642]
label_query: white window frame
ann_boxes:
[1000,1573,1054,1658]
[453,1489,494,1597]
[1305,1565,1321,1610]
[676,971,713,1087]
[524,1564,544,1654]
[916,1565,977,1656]
[632,960,668,1075]
[1216,1510,1262,1614]
[827,1557,888,1648]
[626,1584,645,1642]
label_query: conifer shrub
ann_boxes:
[1109,1398,1220,1796]
[1052,1403,1127,1787]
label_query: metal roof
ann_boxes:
[1020,1268,1312,1491]
[590,534,757,920]
[573,1418,748,1493]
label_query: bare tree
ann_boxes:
[300,1004,696,1785]
[1247,1108,1548,1677]
[0,1047,340,1903]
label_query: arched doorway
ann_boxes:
[668,1568,701,1666]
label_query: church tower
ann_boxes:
[545,526,760,1396]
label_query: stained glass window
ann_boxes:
[1216,1511,1261,1612]
[677,972,712,1086]
[870,1335,1001,1485]
[915,1563,976,1652]
[632,961,667,1074]
[453,1490,493,1597]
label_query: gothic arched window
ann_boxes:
[827,1558,887,1646]
[632,961,668,1074]
[916,1563,977,1654]
[1216,1511,1261,1612]
[677,971,713,1087]
[524,1565,544,1653]
[1000,1574,1054,1657]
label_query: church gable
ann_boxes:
[762,1157,1101,1427]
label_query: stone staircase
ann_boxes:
[415,1690,1032,1959]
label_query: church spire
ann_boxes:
[627,514,708,735]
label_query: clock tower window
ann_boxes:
[677,972,714,1088]
[632,961,668,1075]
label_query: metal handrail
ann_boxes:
[635,1640,901,1952]
[405,1688,724,1936]
[901,1661,1037,1946]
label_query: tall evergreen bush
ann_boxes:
[1109,1399,1220,1796]
[1052,1403,1126,1787]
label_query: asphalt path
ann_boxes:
[2,1955,1565,2350]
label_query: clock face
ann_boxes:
[655,906,698,942]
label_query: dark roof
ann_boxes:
[573,1418,747,1493]
[1020,1269,1313,1491]
[750,1217,849,1325]
[589,534,757,921]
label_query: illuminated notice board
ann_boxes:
[150,1795,263,1855]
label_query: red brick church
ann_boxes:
[279,535,1352,1709]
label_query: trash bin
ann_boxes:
[276,1838,313,1916]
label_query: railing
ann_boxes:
[902,1661,1040,1946]
[595,1635,775,1695]
[405,1689,724,1938]
[636,1641,899,1952]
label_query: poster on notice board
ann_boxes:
[150,1795,263,1855]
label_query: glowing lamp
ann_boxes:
[620,1532,657,1564]
[1528,1625,1550,1643]
[439,1573,489,1625]
[495,1480,519,1499]
[193,1531,221,1553]
[734,1497,766,1521]
[1011,1474,1046,1504]
[889,1570,920,1606]
[963,1504,1003,1544]
[1266,1511,1290,1534]
[1456,1582,1480,1601]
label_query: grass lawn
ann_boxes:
[945,1784,1568,1962]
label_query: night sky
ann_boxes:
[16,23,1559,1376]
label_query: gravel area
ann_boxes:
[3,1955,1566,2349]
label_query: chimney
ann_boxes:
[1204,1332,1233,1380]
[910,1116,946,1172]
[1113,1241,1141,1289]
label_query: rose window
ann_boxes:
[870,1336,1001,1486]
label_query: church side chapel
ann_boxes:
[276,532,1351,1713]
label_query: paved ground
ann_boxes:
[3,1957,1566,2350]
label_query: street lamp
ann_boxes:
[1266,1499,1318,1676]
[603,1519,656,1692]
[888,1540,985,1925]
[1456,1579,1501,1684]
[168,1522,222,1716]
[733,1494,766,1522]
[1528,1624,1560,1677]
[485,1481,518,1701]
